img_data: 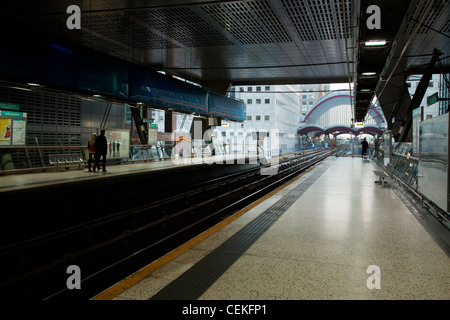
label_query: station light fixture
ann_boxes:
[364,40,386,47]
[361,72,377,76]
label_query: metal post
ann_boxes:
[130,106,148,145]
[398,48,442,142]
[35,136,44,167]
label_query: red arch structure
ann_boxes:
[300,91,385,137]
[298,124,383,137]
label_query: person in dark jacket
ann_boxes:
[87,133,97,172]
[361,137,369,159]
[95,129,108,172]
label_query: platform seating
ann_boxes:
[49,153,84,171]
[374,162,393,187]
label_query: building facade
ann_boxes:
[224,84,303,156]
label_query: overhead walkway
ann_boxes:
[99,157,450,300]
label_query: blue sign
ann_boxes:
[0,110,26,118]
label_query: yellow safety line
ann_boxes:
[92,165,316,300]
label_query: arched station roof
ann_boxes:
[299,90,385,137]
[303,90,385,128]
[298,124,383,137]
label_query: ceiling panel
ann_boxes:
[0,0,448,123]
[0,0,355,89]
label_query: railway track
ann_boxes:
[0,148,335,300]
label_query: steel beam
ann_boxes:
[397,48,442,142]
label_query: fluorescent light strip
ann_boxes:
[365,40,386,46]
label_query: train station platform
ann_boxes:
[96,156,450,300]
[0,154,258,193]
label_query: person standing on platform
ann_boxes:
[87,133,97,172]
[361,137,369,159]
[95,129,108,172]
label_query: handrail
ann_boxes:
[392,152,419,162]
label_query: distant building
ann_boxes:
[299,84,330,120]
[221,84,303,156]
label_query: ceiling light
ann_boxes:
[27,83,40,87]
[362,72,377,76]
[365,40,386,47]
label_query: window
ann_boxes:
[256,86,261,91]
[247,87,253,92]
[247,99,252,104]
[302,101,307,105]
[256,99,261,104]
[256,115,261,121]
[309,101,313,105]
[265,86,271,91]
[302,95,307,99]
[264,115,270,121]
[265,99,270,104]
[247,115,252,121]
[240,87,245,92]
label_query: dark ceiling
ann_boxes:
[1,0,449,122]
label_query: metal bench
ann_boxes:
[69,153,84,170]
[374,162,393,187]
[48,154,60,171]
[49,153,84,171]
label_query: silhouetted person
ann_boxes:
[95,129,108,172]
[361,137,369,159]
[87,133,97,172]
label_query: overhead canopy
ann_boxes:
[0,0,449,123]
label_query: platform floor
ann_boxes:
[98,157,450,300]
[0,154,255,192]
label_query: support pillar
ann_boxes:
[397,48,442,142]
[165,110,177,133]
[131,106,148,145]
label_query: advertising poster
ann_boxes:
[12,119,26,145]
[100,128,130,159]
[0,118,12,145]
[148,124,158,145]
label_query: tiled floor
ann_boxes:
[112,157,450,300]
